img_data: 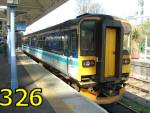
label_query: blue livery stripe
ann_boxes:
[22,45,78,66]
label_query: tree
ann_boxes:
[131,26,144,58]
[137,0,144,15]
[132,28,140,41]
[75,0,104,15]
[131,19,150,58]
[138,0,144,7]
[141,20,150,34]
[141,20,150,47]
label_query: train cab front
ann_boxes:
[95,18,125,103]
[78,15,131,104]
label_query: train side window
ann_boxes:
[25,38,29,46]
[29,38,32,46]
[41,36,45,49]
[45,36,52,51]
[39,36,43,48]
[71,31,78,58]
[63,35,68,50]
[24,39,28,45]
[44,36,48,50]
[31,37,36,47]
[62,34,69,56]
[35,39,38,48]
[37,36,44,49]
[58,36,63,53]
[37,40,40,48]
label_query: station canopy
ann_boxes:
[0,0,68,25]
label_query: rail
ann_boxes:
[101,102,139,113]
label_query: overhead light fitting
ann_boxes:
[7,0,19,5]
[0,6,7,9]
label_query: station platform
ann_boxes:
[0,50,108,113]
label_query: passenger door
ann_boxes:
[63,34,69,75]
[68,31,78,80]
[105,28,116,77]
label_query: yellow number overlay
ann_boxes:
[30,88,43,107]
[0,88,43,107]
[0,89,13,107]
[15,89,29,107]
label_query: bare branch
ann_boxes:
[75,0,104,15]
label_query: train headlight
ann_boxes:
[82,60,95,67]
[122,59,130,64]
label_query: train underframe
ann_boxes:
[47,63,127,105]
[70,76,127,104]
[79,79,127,104]
[24,51,128,104]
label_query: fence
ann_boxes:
[131,59,150,81]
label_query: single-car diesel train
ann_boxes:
[22,14,131,104]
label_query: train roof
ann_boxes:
[24,14,131,37]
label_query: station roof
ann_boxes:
[0,0,68,25]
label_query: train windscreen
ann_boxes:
[80,20,96,56]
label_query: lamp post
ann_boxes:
[145,35,147,59]
[7,0,19,91]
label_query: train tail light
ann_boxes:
[122,59,130,64]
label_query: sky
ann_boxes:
[24,0,150,35]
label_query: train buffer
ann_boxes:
[0,50,108,113]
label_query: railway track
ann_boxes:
[126,77,150,94]
[101,102,139,113]
[126,83,150,94]
[125,76,150,110]
[129,77,150,83]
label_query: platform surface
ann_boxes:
[0,50,108,113]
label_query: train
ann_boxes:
[22,14,131,104]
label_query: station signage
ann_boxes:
[16,21,26,31]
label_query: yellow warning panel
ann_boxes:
[80,88,126,104]
[80,89,97,102]
[105,28,116,77]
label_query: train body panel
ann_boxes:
[22,45,79,80]
[22,14,132,104]
[122,55,131,74]
[78,56,96,81]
